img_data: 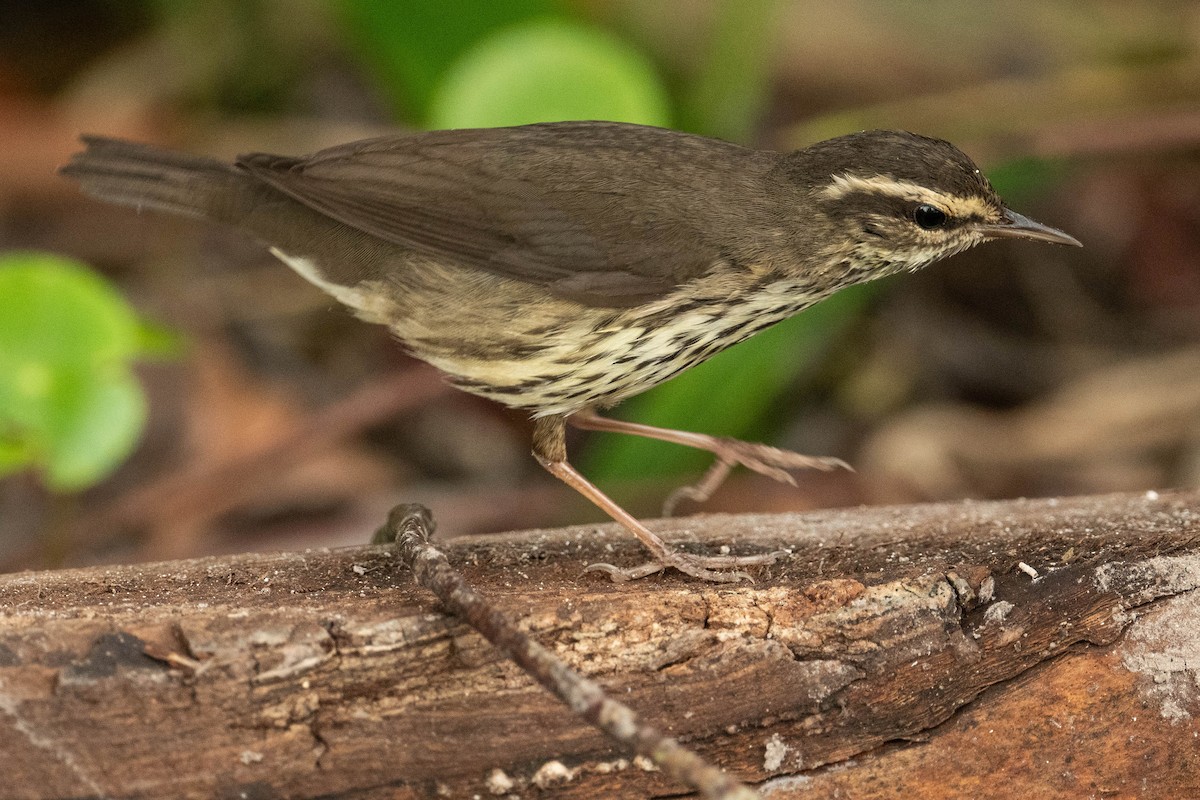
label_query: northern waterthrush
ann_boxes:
[62,121,1080,582]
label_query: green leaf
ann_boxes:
[39,367,147,491]
[583,284,877,481]
[0,252,141,368]
[0,252,153,491]
[428,18,671,129]
[334,0,558,120]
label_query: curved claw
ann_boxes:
[759,464,799,486]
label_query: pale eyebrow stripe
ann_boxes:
[821,173,994,218]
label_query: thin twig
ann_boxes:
[377,503,760,800]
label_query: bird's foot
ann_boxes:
[709,438,852,484]
[664,440,851,515]
[584,548,784,583]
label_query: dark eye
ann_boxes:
[913,204,948,230]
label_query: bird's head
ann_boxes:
[779,130,1080,277]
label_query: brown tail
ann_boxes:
[60,136,247,221]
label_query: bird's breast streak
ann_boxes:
[427,277,823,414]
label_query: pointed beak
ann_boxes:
[977,209,1082,247]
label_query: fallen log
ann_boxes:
[1,490,1197,798]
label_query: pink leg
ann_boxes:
[533,416,779,583]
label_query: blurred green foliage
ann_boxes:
[678,0,781,141]
[336,0,561,121]
[428,19,671,129]
[0,253,171,491]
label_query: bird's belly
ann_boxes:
[414,285,817,416]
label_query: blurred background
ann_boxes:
[2,0,1199,570]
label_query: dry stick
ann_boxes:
[378,503,760,800]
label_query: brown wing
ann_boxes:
[236,122,760,307]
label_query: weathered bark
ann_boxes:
[1,491,1198,799]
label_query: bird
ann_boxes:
[61,121,1081,582]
